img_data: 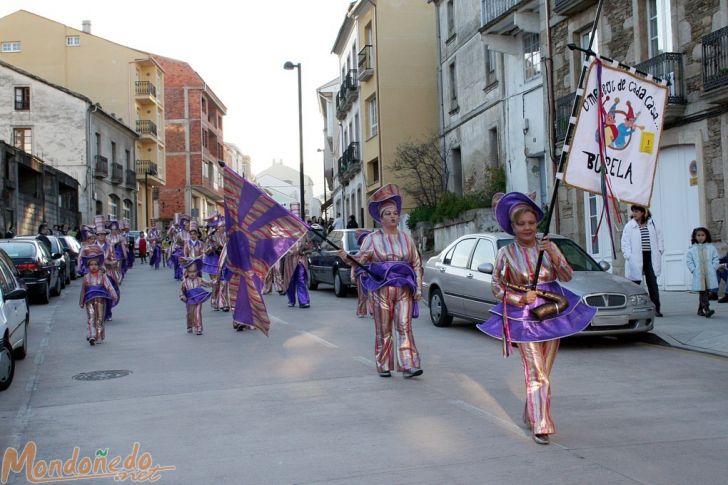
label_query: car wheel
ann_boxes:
[50,274,62,296]
[0,339,15,391]
[307,268,318,290]
[38,281,50,304]
[334,270,348,298]
[14,319,28,360]
[429,288,453,327]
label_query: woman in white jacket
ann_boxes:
[621,205,664,316]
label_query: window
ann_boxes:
[523,33,541,81]
[13,128,32,153]
[449,62,458,110]
[201,97,207,113]
[111,141,117,163]
[65,36,80,47]
[202,130,209,149]
[470,239,496,271]
[109,195,119,218]
[646,0,672,57]
[446,0,455,38]
[14,87,30,110]
[123,199,132,222]
[1,41,21,53]
[485,45,497,76]
[367,96,378,137]
[587,193,600,254]
[448,238,476,268]
[95,133,101,156]
[125,150,131,171]
[367,158,379,184]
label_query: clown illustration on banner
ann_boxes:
[563,59,669,207]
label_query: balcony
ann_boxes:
[135,81,157,104]
[553,0,597,16]
[335,69,359,120]
[358,45,375,81]
[94,155,108,178]
[193,175,223,202]
[481,0,538,35]
[337,142,361,184]
[110,162,123,184]
[555,93,575,143]
[636,52,687,105]
[135,159,158,178]
[125,168,137,189]
[136,119,158,138]
[703,26,728,92]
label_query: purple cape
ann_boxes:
[356,261,419,318]
[476,281,596,343]
[202,253,220,274]
[185,286,211,305]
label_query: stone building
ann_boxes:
[549,0,728,290]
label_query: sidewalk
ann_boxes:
[650,290,728,358]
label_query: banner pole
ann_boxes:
[531,0,605,289]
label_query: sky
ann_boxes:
[0,0,354,197]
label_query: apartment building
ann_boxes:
[224,143,252,180]
[315,77,339,220]
[0,10,166,229]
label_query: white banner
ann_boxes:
[563,60,669,207]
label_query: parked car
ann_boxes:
[0,238,63,303]
[16,236,71,287]
[423,233,655,337]
[0,247,30,391]
[307,228,370,297]
[58,235,81,280]
[128,230,141,256]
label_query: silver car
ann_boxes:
[423,233,655,336]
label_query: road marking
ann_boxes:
[353,356,376,368]
[297,330,338,348]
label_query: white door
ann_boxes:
[649,145,699,290]
[583,192,614,270]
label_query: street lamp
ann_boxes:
[144,162,158,229]
[283,61,305,220]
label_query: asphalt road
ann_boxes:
[1,265,727,484]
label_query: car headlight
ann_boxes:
[629,294,650,306]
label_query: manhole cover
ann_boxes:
[72,370,132,381]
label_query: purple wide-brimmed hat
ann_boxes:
[368,184,402,223]
[205,211,222,227]
[81,247,105,267]
[492,192,544,236]
[355,229,371,246]
[108,220,120,231]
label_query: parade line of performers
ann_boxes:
[75,185,595,446]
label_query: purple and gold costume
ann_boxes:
[79,270,118,343]
[281,240,310,307]
[180,274,213,334]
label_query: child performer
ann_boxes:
[179,261,213,335]
[79,254,118,345]
[687,227,722,318]
[182,220,204,269]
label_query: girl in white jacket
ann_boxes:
[621,205,664,316]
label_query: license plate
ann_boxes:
[591,315,628,327]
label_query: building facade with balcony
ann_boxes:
[548,0,728,290]
[155,56,226,224]
[224,143,252,180]
[327,1,439,228]
[316,77,339,220]
[0,60,137,226]
[430,0,506,198]
[0,10,166,230]
[1,141,79,236]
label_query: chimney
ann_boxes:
[82,20,91,34]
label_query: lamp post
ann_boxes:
[144,162,158,229]
[284,61,305,220]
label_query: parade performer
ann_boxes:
[352,229,372,318]
[76,225,99,276]
[95,219,121,320]
[476,192,596,445]
[122,219,134,269]
[138,232,147,264]
[179,261,213,335]
[281,237,311,308]
[263,260,284,295]
[345,184,423,379]
[181,220,204,269]
[202,213,224,310]
[108,220,126,283]
[79,253,118,345]
[148,224,162,270]
[172,215,191,280]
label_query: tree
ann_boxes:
[391,134,454,208]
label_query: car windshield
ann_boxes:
[497,238,603,271]
[0,242,36,258]
[57,238,70,250]
[346,231,361,251]
[49,237,61,253]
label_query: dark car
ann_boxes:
[16,236,71,288]
[58,235,81,280]
[0,238,62,303]
[307,228,370,297]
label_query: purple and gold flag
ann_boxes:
[222,165,308,335]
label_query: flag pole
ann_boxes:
[531,0,605,289]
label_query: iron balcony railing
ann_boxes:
[125,168,136,188]
[94,155,108,178]
[555,93,576,143]
[703,26,728,91]
[110,162,123,184]
[335,70,359,119]
[483,0,521,28]
[636,52,687,104]
[136,119,158,137]
[135,80,157,98]
[135,159,158,177]
[338,142,361,183]
[358,45,374,72]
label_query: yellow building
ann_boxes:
[334,1,438,227]
[0,10,166,229]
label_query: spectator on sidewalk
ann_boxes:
[686,227,722,318]
[621,205,664,317]
[346,215,359,229]
[138,233,147,263]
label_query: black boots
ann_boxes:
[698,305,715,318]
